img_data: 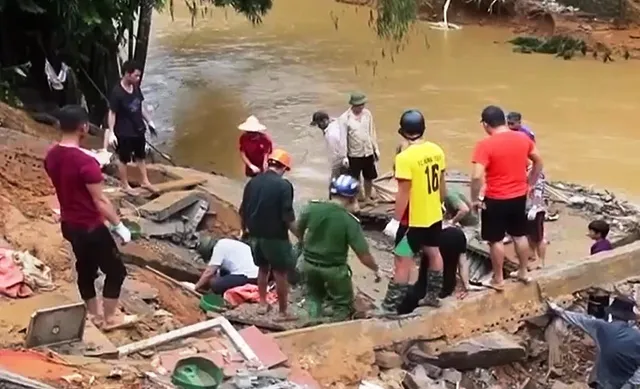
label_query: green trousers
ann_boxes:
[302,260,354,321]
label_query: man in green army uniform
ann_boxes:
[296,174,381,321]
[443,185,478,228]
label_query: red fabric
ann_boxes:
[223,284,277,307]
[44,145,104,229]
[0,250,32,298]
[472,131,534,199]
[238,133,273,176]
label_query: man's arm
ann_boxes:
[368,113,380,158]
[449,195,470,225]
[282,181,298,238]
[194,265,219,292]
[294,205,310,242]
[548,301,600,339]
[86,182,120,225]
[457,253,471,291]
[105,88,119,149]
[470,163,486,203]
[239,182,251,232]
[528,145,543,188]
[347,219,379,273]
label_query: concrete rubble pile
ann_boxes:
[551,181,640,240]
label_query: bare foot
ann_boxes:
[141,182,157,194]
[516,272,533,285]
[102,314,139,332]
[87,314,104,328]
[122,186,137,195]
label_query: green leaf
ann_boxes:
[17,0,46,14]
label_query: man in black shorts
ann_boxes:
[470,106,543,289]
[339,92,380,205]
[105,60,157,194]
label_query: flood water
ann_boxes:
[143,0,640,201]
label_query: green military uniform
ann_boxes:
[297,201,370,321]
[443,186,478,227]
[239,170,295,271]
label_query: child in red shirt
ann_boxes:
[238,116,273,178]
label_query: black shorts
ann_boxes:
[526,211,545,243]
[116,135,146,163]
[394,221,443,253]
[347,155,378,181]
[481,195,528,243]
[61,223,127,300]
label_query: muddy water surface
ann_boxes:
[143,0,640,200]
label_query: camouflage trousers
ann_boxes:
[381,281,411,313]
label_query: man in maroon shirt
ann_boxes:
[45,105,135,331]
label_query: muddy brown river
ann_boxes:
[143,0,640,201]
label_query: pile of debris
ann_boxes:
[548,181,640,242]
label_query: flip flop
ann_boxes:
[141,185,158,194]
[484,281,505,292]
[516,275,533,285]
[102,314,139,332]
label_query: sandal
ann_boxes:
[102,314,139,332]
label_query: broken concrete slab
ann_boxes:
[426,331,526,371]
[120,240,204,282]
[403,365,440,389]
[139,190,202,222]
[137,217,184,239]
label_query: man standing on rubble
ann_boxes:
[104,60,158,194]
[45,105,135,331]
[470,105,543,290]
[296,175,381,322]
[240,149,297,320]
[547,296,640,389]
[383,110,447,311]
[310,111,348,184]
[339,92,380,206]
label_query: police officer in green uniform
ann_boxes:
[296,175,381,322]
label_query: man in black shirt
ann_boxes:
[240,149,296,320]
[104,60,157,194]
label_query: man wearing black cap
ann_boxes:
[470,105,543,290]
[310,111,348,185]
[547,296,640,389]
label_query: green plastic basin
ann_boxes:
[171,356,223,389]
[199,293,225,313]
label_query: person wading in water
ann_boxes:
[383,110,447,311]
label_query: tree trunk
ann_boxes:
[133,0,153,80]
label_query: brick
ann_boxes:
[374,350,403,369]
[239,326,287,368]
[139,190,201,222]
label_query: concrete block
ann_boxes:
[441,369,461,385]
[431,331,526,370]
[403,365,441,389]
[137,218,183,239]
[181,199,209,237]
[374,350,403,369]
[139,190,201,222]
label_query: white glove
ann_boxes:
[111,222,131,244]
[527,206,540,221]
[383,219,400,238]
[341,157,349,168]
[106,130,118,148]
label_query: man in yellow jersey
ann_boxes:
[383,109,447,310]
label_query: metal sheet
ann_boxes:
[25,302,87,348]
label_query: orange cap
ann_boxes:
[268,149,292,170]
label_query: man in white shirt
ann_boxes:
[194,237,259,295]
[310,111,348,182]
[338,92,380,204]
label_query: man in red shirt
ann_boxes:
[470,106,543,290]
[238,116,273,178]
[45,105,135,331]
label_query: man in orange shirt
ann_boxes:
[470,106,543,290]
